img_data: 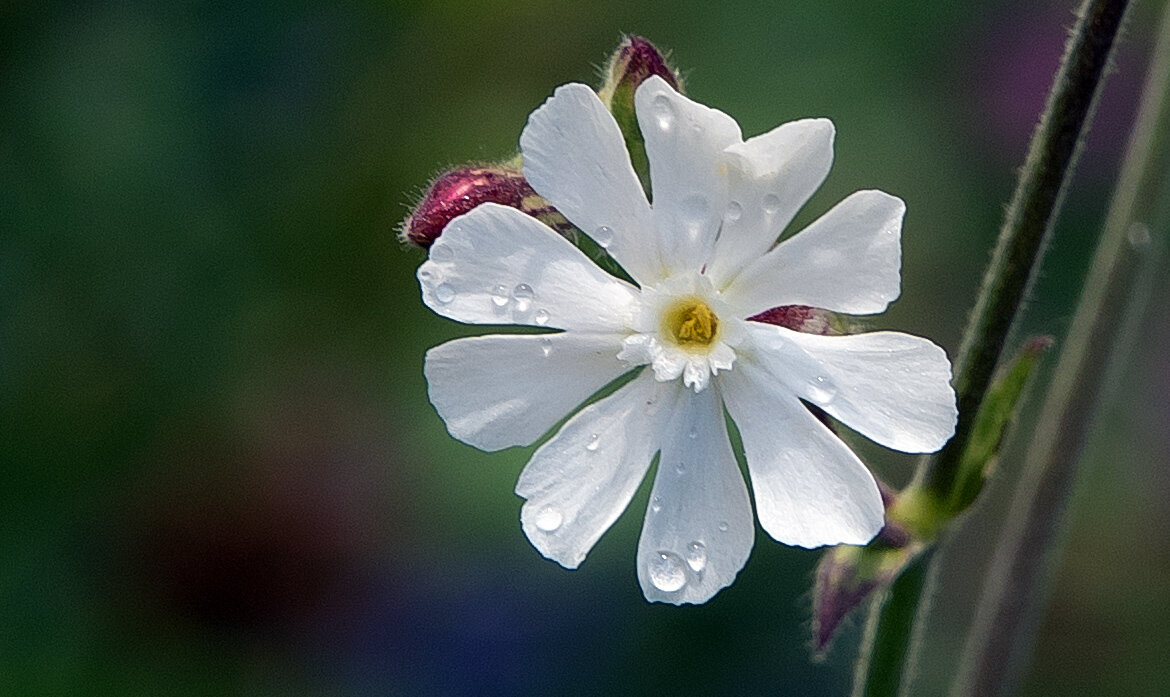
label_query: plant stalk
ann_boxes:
[852,1,1133,695]
[918,0,1133,499]
[953,2,1170,694]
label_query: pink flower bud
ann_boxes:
[811,479,912,655]
[747,305,842,335]
[400,165,569,249]
[597,37,683,188]
[598,35,681,104]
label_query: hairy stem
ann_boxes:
[852,549,934,697]
[919,0,1132,498]
[953,3,1170,695]
[852,1,1133,695]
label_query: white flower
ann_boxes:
[417,76,957,604]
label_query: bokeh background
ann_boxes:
[3,0,1167,695]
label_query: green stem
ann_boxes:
[852,549,934,697]
[953,4,1170,695]
[918,0,1133,498]
[852,1,1133,695]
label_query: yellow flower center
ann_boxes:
[663,298,719,348]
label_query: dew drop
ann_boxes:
[650,495,662,513]
[687,427,698,440]
[418,269,433,281]
[725,200,743,222]
[585,433,600,452]
[808,376,837,404]
[762,193,782,214]
[512,283,534,312]
[534,309,550,325]
[718,521,729,532]
[539,337,553,357]
[534,506,563,532]
[490,284,510,307]
[686,541,707,572]
[680,194,709,222]
[648,551,687,592]
[593,226,614,248]
[434,283,455,304]
[652,94,674,129]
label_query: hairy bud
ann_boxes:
[400,165,570,249]
[811,480,915,655]
[747,305,844,335]
[597,36,682,188]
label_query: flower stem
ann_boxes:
[851,549,934,697]
[852,1,1133,695]
[918,0,1133,499]
[952,3,1170,695]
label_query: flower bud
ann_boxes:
[811,479,913,655]
[597,36,682,187]
[598,35,681,104]
[747,305,844,335]
[400,165,570,249]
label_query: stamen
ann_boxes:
[664,298,719,348]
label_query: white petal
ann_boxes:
[637,387,754,604]
[424,332,627,451]
[743,323,957,452]
[721,365,884,548]
[519,83,661,284]
[419,203,639,332]
[723,190,904,316]
[707,119,836,287]
[516,371,679,568]
[635,76,742,273]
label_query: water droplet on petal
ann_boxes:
[686,541,707,572]
[649,551,687,592]
[585,433,600,452]
[652,95,674,129]
[687,427,698,439]
[434,284,455,304]
[512,283,534,312]
[808,376,837,404]
[762,193,782,214]
[539,337,553,357]
[490,284,510,307]
[650,496,662,513]
[725,200,743,221]
[534,506,563,532]
[681,194,709,222]
[534,309,550,325]
[718,521,729,532]
[593,226,614,248]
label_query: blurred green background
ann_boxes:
[2,0,1167,695]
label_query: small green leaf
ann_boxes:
[949,336,1053,514]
